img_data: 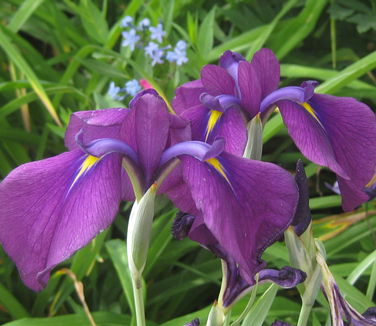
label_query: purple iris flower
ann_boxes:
[0,90,188,291]
[172,48,280,155]
[260,81,376,211]
[0,89,299,292]
[173,213,305,307]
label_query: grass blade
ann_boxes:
[0,26,61,125]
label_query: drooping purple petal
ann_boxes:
[279,93,376,211]
[159,165,199,216]
[172,212,196,241]
[185,215,251,306]
[238,61,262,118]
[292,160,312,235]
[200,64,236,96]
[131,89,170,184]
[251,48,280,98]
[175,213,305,307]
[278,100,349,178]
[258,266,306,287]
[65,108,129,150]
[332,284,376,326]
[172,79,205,114]
[337,176,370,212]
[311,94,376,210]
[179,153,298,284]
[0,149,122,291]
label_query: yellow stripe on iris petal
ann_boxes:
[71,155,100,188]
[206,157,231,185]
[205,110,223,141]
[301,102,321,124]
[366,173,376,188]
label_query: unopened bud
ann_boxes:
[243,114,263,160]
[127,185,157,276]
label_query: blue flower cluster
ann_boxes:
[120,16,188,66]
[107,80,141,101]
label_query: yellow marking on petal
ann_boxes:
[206,157,231,185]
[71,155,100,187]
[301,102,321,124]
[205,110,223,141]
[366,173,376,188]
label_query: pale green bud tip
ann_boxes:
[127,185,157,274]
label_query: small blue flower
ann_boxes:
[166,51,177,62]
[121,16,133,28]
[144,42,159,57]
[107,82,125,101]
[124,80,141,97]
[149,23,166,43]
[175,51,188,65]
[122,29,140,51]
[144,42,165,65]
[151,48,164,66]
[175,40,187,51]
[138,18,150,30]
[166,40,189,66]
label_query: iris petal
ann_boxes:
[0,149,122,291]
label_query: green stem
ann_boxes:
[131,273,146,326]
[230,275,259,326]
[297,303,312,326]
[366,259,376,300]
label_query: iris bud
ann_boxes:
[243,113,263,160]
[127,185,157,278]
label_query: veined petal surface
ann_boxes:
[179,153,298,283]
[0,149,122,291]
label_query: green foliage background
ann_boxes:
[0,0,375,325]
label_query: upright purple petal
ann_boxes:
[168,114,192,146]
[65,108,129,150]
[200,65,236,96]
[0,150,122,290]
[238,61,262,118]
[172,80,205,114]
[179,153,298,284]
[251,48,280,98]
[216,108,247,155]
[180,104,211,142]
[131,89,170,184]
[219,50,245,81]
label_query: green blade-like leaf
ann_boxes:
[8,0,45,33]
[0,26,61,125]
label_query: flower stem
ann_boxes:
[297,303,312,326]
[131,272,146,326]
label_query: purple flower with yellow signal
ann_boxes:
[173,48,280,155]
[260,80,376,211]
[0,89,299,292]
